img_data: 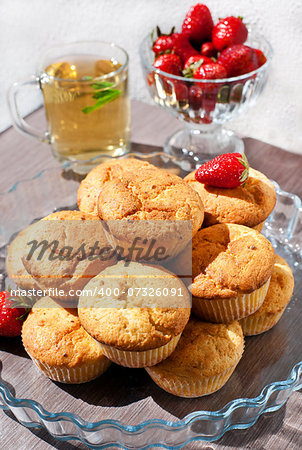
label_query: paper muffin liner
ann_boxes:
[240,308,285,336]
[98,334,181,368]
[146,362,239,398]
[252,221,265,232]
[192,277,271,323]
[30,357,111,384]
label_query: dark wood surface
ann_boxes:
[0,100,301,450]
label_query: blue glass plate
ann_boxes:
[0,152,301,449]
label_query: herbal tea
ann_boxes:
[41,54,130,164]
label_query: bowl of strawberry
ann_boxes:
[140,3,272,162]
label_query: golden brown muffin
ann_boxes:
[21,210,116,304]
[78,158,154,215]
[22,297,111,383]
[78,261,191,367]
[146,318,244,397]
[192,223,275,323]
[6,224,41,291]
[240,255,294,335]
[184,167,276,228]
[96,163,204,258]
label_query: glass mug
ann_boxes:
[8,41,130,173]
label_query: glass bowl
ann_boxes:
[0,152,301,449]
[139,30,273,162]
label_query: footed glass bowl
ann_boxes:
[0,152,301,449]
[140,30,273,162]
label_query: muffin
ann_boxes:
[146,318,244,398]
[78,158,155,215]
[6,224,41,291]
[96,163,204,258]
[240,255,294,335]
[22,297,111,383]
[184,167,276,230]
[21,210,117,304]
[192,223,275,323]
[78,261,191,368]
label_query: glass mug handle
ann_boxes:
[7,76,50,144]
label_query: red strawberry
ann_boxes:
[171,33,199,64]
[193,63,227,122]
[153,53,182,75]
[153,35,174,56]
[182,4,214,46]
[253,48,267,67]
[201,42,217,58]
[174,81,188,103]
[195,152,249,188]
[183,55,213,78]
[189,85,203,110]
[0,291,29,337]
[184,55,213,70]
[217,45,258,77]
[194,63,227,81]
[152,26,175,56]
[212,16,248,51]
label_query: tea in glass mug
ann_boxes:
[8,41,130,173]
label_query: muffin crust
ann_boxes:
[245,255,294,317]
[78,261,191,351]
[6,224,41,291]
[185,167,276,228]
[146,318,244,379]
[22,210,116,302]
[78,158,154,214]
[192,223,275,299]
[22,297,107,368]
[97,164,204,235]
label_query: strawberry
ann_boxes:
[182,4,214,46]
[194,63,227,81]
[174,81,188,103]
[184,55,213,70]
[212,16,248,51]
[253,48,267,67]
[152,26,175,56]
[0,291,29,337]
[195,152,249,188]
[193,63,227,122]
[183,55,213,78]
[171,33,199,64]
[153,35,174,56]
[189,85,203,110]
[153,53,182,75]
[217,44,258,77]
[201,42,217,58]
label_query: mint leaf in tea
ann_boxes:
[41,55,130,161]
[82,80,121,114]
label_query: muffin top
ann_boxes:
[184,167,276,228]
[22,210,116,302]
[78,158,154,215]
[192,223,275,299]
[248,255,294,317]
[22,297,107,368]
[6,224,41,291]
[78,261,191,351]
[147,318,244,379]
[97,164,204,235]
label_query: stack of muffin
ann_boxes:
[7,158,294,398]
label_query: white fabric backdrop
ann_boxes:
[1,0,301,153]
